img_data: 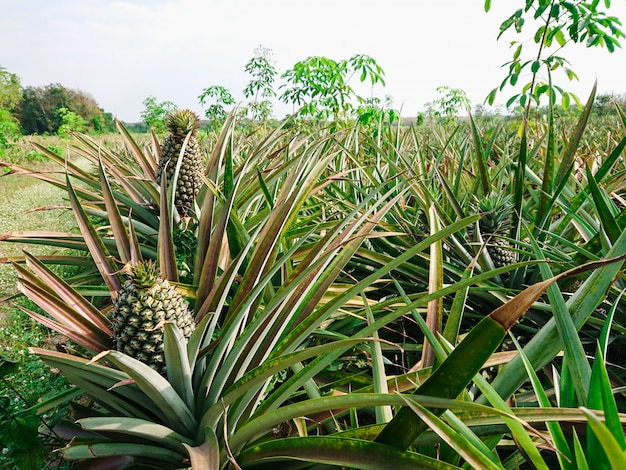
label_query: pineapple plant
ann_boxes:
[472,191,517,270]
[112,260,195,375]
[156,109,204,216]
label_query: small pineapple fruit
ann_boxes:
[474,192,517,269]
[156,109,203,216]
[112,261,195,374]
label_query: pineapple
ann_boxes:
[156,109,204,216]
[473,192,517,269]
[111,261,195,374]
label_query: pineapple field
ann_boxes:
[1,89,626,469]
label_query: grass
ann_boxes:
[0,174,75,298]
[0,135,120,469]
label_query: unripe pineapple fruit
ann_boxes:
[474,192,517,269]
[112,261,195,374]
[156,109,203,217]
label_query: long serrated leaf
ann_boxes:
[399,398,502,470]
[55,366,155,420]
[529,233,591,405]
[581,407,626,469]
[15,275,111,347]
[586,164,622,244]
[78,417,194,451]
[375,255,626,450]
[555,82,597,188]
[589,345,626,450]
[442,258,475,344]
[97,157,131,264]
[158,175,178,282]
[31,348,160,419]
[115,119,156,181]
[363,291,392,423]
[201,338,366,427]
[127,212,143,266]
[472,367,550,469]
[513,335,574,470]
[194,190,237,317]
[29,140,91,178]
[237,436,462,470]
[103,351,197,436]
[61,442,183,464]
[484,231,626,402]
[66,173,121,293]
[163,323,195,413]
[19,306,109,352]
[468,112,490,196]
[21,251,111,332]
[572,429,590,470]
[421,205,443,368]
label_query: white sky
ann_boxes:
[2,0,626,122]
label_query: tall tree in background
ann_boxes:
[243,45,277,122]
[0,66,23,155]
[0,66,22,110]
[140,95,177,133]
[16,83,114,135]
[280,54,385,120]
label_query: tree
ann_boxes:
[0,66,22,110]
[57,107,87,138]
[356,95,399,126]
[424,86,471,123]
[198,85,235,124]
[591,92,626,116]
[485,0,625,117]
[17,83,114,135]
[280,54,385,120]
[243,45,277,121]
[0,66,22,156]
[140,96,177,133]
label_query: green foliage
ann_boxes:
[424,86,471,122]
[0,403,45,470]
[56,107,87,138]
[280,54,386,120]
[198,85,235,124]
[0,65,22,110]
[0,67,23,157]
[0,109,21,158]
[486,0,625,113]
[357,95,399,126]
[0,310,71,470]
[173,229,197,284]
[17,83,114,135]
[140,95,177,133]
[592,92,626,116]
[243,45,277,121]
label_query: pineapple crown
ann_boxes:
[473,191,514,235]
[127,261,161,289]
[167,109,200,135]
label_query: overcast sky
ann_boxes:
[2,0,626,122]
